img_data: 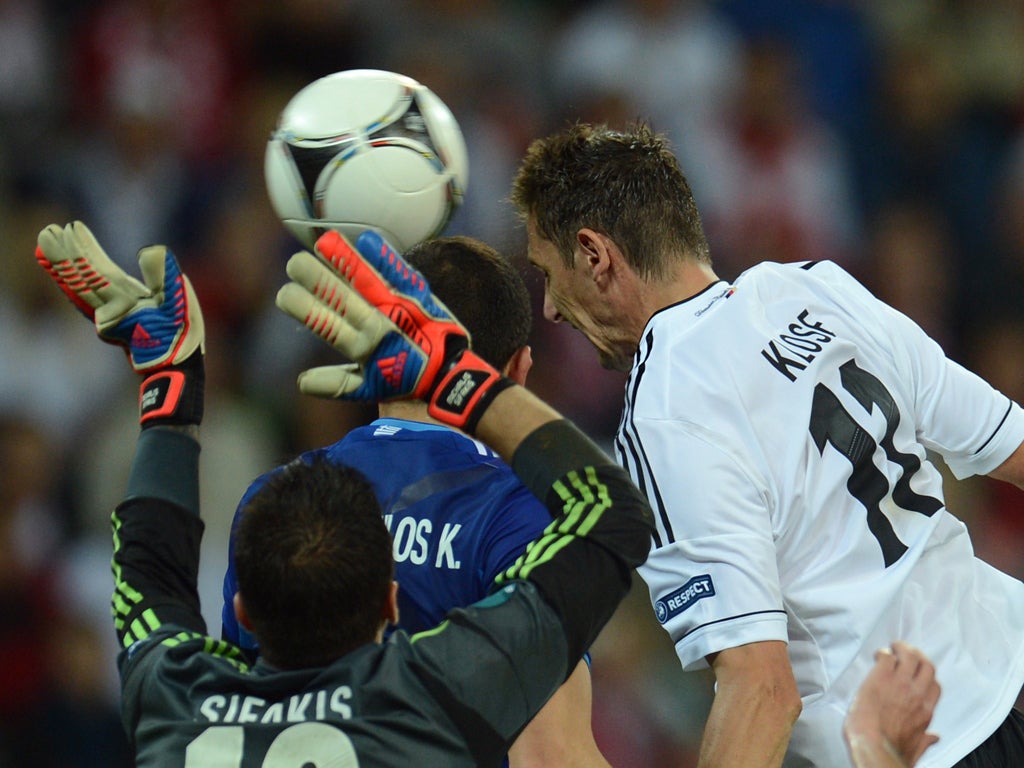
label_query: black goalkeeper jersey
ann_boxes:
[113,423,653,767]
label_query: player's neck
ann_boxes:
[658,260,721,308]
[378,399,448,428]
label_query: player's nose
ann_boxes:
[543,293,564,323]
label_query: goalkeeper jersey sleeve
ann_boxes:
[115,419,654,766]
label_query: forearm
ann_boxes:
[699,644,801,768]
[125,425,201,510]
[989,440,1024,489]
[508,660,611,768]
[488,409,654,668]
[472,384,562,464]
[699,691,796,768]
[113,427,206,647]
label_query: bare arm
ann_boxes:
[698,640,801,768]
[989,440,1024,489]
[508,659,611,768]
[843,643,940,768]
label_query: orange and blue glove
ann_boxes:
[276,229,512,434]
[35,221,205,428]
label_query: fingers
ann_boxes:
[276,271,388,363]
[297,364,366,399]
[36,221,148,319]
[137,245,171,295]
[36,223,105,316]
[354,230,463,326]
[282,251,392,354]
[66,221,149,297]
[314,230,397,309]
[354,229,430,300]
[135,247,204,361]
[882,643,940,697]
[874,642,942,766]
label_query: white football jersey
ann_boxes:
[614,260,1024,767]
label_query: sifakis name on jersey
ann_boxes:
[760,309,837,382]
[199,686,354,724]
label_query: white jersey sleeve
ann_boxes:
[806,260,1024,480]
[629,413,789,670]
[615,262,1024,767]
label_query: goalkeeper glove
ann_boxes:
[35,221,205,428]
[276,229,512,433]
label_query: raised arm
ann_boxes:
[276,228,655,666]
[35,221,210,648]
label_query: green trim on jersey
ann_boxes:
[495,466,611,584]
[410,619,451,643]
[161,631,250,673]
[111,510,152,647]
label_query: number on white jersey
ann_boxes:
[809,359,941,566]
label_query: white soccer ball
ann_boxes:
[264,69,469,253]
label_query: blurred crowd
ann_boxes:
[2,0,1024,765]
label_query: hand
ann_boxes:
[36,221,205,427]
[36,221,204,371]
[276,229,511,432]
[844,642,940,768]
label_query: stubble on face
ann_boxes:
[526,220,642,372]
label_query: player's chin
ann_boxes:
[597,347,632,373]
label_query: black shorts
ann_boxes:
[954,708,1024,767]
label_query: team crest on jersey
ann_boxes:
[654,575,715,623]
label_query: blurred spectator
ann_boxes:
[236,1,365,85]
[869,0,1024,121]
[692,37,861,278]
[717,0,878,151]
[550,0,743,170]
[69,0,244,165]
[955,315,1024,582]
[0,0,61,195]
[590,579,712,768]
[0,417,64,765]
[854,10,1011,272]
[356,0,557,253]
[40,616,133,768]
[975,131,1024,321]
[862,202,958,356]
[0,199,128,460]
[42,0,247,263]
[9,2,1024,763]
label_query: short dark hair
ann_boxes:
[233,457,393,669]
[404,236,531,368]
[510,121,711,279]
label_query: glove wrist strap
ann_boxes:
[427,350,513,435]
[139,353,205,428]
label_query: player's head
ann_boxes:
[510,121,711,280]
[404,235,532,382]
[232,457,395,669]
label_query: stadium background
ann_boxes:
[2,0,1023,764]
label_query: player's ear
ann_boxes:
[383,581,400,626]
[233,592,253,632]
[576,228,613,283]
[502,345,532,387]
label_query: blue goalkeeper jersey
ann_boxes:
[222,417,553,649]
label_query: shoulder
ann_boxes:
[120,628,251,708]
[735,259,868,295]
